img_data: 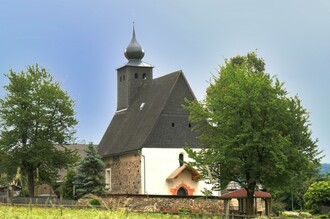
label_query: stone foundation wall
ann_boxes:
[104,154,141,194]
[101,195,224,215]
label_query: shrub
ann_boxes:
[60,168,76,199]
[281,211,299,218]
[19,188,29,197]
[299,211,312,217]
[304,180,330,213]
[88,198,101,207]
[272,201,286,216]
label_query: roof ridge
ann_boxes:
[153,70,182,80]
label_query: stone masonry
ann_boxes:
[105,153,141,194]
[101,194,224,215]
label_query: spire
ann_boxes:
[124,23,145,60]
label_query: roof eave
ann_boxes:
[101,149,141,159]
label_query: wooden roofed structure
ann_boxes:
[221,188,272,216]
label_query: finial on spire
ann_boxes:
[124,23,145,60]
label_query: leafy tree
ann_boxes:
[304,180,330,213]
[61,168,76,199]
[185,52,321,215]
[0,174,8,186]
[0,154,10,185]
[0,64,79,197]
[75,143,105,198]
[271,173,329,211]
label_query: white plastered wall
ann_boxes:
[141,148,220,196]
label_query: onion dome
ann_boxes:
[124,25,145,60]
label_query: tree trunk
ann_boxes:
[27,168,35,197]
[246,187,255,216]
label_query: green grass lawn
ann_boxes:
[0,205,219,219]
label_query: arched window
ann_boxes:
[123,75,125,81]
[188,123,192,128]
[177,187,187,196]
[172,123,175,127]
[120,76,122,82]
[179,153,184,166]
[142,73,147,79]
[135,73,138,79]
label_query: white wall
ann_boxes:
[141,148,220,196]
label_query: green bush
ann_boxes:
[19,188,29,197]
[272,201,286,216]
[304,180,330,213]
[280,211,313,218]
[299,211,312,217]
[281,211,299,218]
[88,198,101,207]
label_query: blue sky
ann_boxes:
[0,1,329,163]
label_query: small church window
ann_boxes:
[188,123,191,128]
[135,73,138,79]
[172,123,175,127]
[123,75,125,81]
[142,73,147,79]
[120,76,122,82]
[179,153,184,166]
[105,168,111,190]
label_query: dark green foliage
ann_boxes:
[185,52,321,215]
[271,174,329,211]
[88,198,101,206]
[75,143,106,198]
[60,168,76,199]
[271,201,286,216]
[0,175,8,186]
[0,64,79,197]
[304,180,330,213]
[19,188,29,197]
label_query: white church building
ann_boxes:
[98,26,218,196]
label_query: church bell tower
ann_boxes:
[116,25,153,111]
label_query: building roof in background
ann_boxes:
[57,144,97,181]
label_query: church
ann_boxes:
[98,27,217,196]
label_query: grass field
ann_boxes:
[0,205,221,219]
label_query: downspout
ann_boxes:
[139,150,146,194]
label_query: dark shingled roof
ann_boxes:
[98,70,199,157]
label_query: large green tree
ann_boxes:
[0,65,79,197]
[185,52,321,215]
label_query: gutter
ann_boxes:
[139,150,147,195]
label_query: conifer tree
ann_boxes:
[75,143,106,198]
[60,168,76,199]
